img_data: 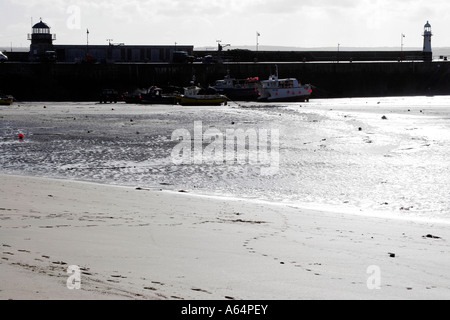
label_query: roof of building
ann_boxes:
[32,20,50,29]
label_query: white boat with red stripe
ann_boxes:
[258,66,312,102]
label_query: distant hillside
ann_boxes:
[3,45,450,59]
[0,47,29,53]
[196,45,450,57]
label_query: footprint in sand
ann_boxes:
[191,288,212,294]
[80,267,92,275]
[144,286,157,291]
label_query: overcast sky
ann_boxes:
[1,0,449,49]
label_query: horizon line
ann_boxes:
[2,44,450,51]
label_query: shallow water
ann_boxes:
[1,96,450,222]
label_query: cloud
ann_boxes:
[2,0,450,48]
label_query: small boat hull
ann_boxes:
[257,66,312,104]
[212,76,261,101]
[178,85,228,106]
[123,94,142,104]
[258,93,311,103]
[178,96,228,106]
[0,97,14,105]
[216,88,259,101]
[141,95,177,105]
[258,77,312,103]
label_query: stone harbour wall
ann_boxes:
[1,61,450,101]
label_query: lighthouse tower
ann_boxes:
[423,21,432,62]
[28,19,56,61]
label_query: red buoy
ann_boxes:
[18,133,24,140]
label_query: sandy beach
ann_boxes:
[1,173,450,300]
[1,98,450,300]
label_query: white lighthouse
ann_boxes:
[423,21,432,61]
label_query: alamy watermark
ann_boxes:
[366,265,381,290]
[66,265,81,290]
[171,121,280,176]
[66,5,82,30]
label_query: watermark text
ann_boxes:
[171,121,279,176]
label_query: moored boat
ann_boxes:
[177,86,228,106]
[140,86,177,105]
[258,67,312,102]
[0,92,14,105]
[123,92,142,104]
[212,75,260,101]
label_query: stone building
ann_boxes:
[27,19,193,63]
[54,43,193,63]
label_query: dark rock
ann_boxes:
[424,234,441,239]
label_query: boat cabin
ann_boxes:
[146,86,163,97]
[214,78,235,88]
[260,76,301,89]
[214,77,260,89]
[184,86,203,97]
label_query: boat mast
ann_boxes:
[269,65,279,82]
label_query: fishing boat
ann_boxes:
[177,85,228,106]
[123,91,142,104]
[0,92,14,105]
[212,75,260,101]
[258,67,312,102]
[140,86,177,105]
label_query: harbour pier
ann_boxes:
[1,60,449,101]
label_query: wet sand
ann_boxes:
[2,99,450,222]
[1,173,450,300]
[2,98,450,300]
